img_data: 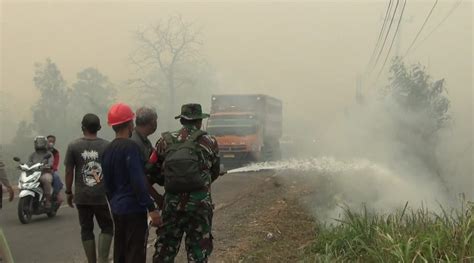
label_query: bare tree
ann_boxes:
[130,15,202,127]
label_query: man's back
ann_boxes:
[102,138,154,215]
[64,137,109,205]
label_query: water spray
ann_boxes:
[225,162,285,174]
[223,157,393,175]
[222,157,455,214]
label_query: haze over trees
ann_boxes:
[3,59,116,173]
[70,67,116,120]
[0,14,252,176]
[129,15,216,129]
[385,58,450,183]
[1,15,219,178]
[31,59,69,137]
[369,58,453,194]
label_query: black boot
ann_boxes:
[82,239,97,263]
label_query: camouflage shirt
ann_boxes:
[155,125,220,212]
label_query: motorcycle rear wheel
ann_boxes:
[18,196,33,224]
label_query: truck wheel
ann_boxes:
[18,196,33,224]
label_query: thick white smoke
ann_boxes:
[229,156,449,220]
[231,88,472,220]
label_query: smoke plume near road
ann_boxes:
[229,156,450,221]
[231,66,472,221]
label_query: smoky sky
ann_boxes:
[1,0,472,143]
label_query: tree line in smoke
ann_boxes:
[1,15,217,180]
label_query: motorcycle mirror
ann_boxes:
[13,157,21,162]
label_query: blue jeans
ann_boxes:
[52,172,64,195]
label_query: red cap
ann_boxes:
[107,103,135,126]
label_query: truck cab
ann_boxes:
[207,94,282,167]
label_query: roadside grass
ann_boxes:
[304,200,473,262]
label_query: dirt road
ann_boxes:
[0,171,282,263]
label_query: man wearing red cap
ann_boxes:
[102,102,161,263]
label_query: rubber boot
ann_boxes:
[82,239,97,263]
[97,233,113,263]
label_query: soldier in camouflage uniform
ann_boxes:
[152,103,220,263]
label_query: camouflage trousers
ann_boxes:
[153,208,213,263]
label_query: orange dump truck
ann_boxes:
[207,94,282,167]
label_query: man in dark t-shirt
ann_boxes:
[64,114,113,263]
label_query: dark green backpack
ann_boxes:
[162,130,207,193]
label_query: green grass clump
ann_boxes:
[304,201,473,262]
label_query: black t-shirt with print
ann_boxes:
[64,137,109,205]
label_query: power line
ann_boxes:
[375,0,408,82]
[410,0,463,55]
[403,0,439,57]
[371,0,401,72]
[367,0,394,69]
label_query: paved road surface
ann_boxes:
[0,172,269,263]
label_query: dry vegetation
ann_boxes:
[212,174,473,262]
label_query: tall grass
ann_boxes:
[305,200,473,262]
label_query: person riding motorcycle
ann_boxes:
[47,135,64,203]
[28,136,54,208]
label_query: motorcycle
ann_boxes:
[13,155,60,224]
